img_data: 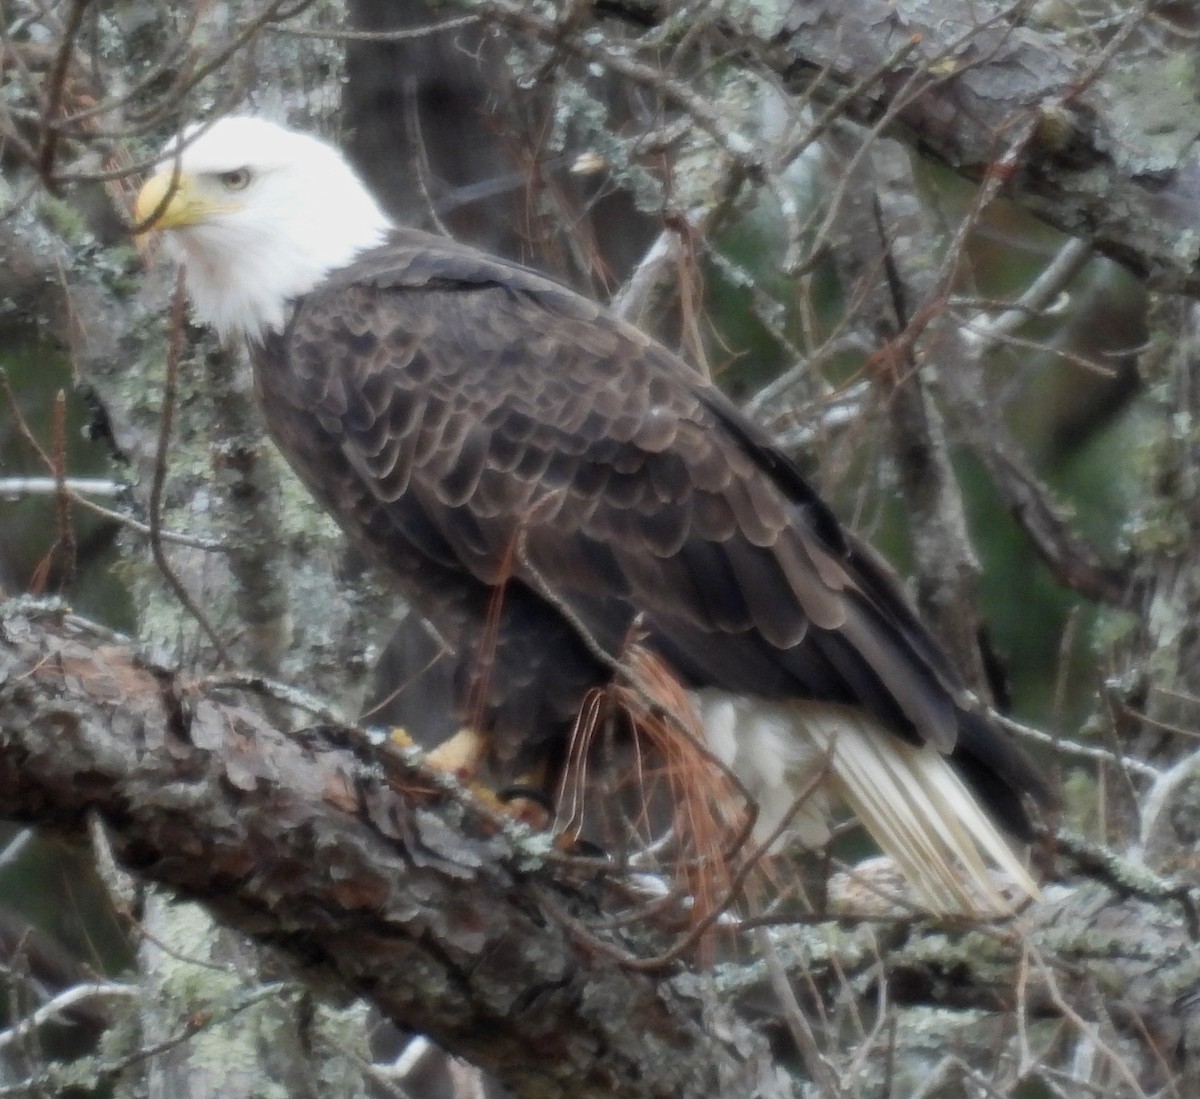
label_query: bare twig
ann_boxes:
[147,269,230,663]
[0,980,135,1055]
[49,389,76,589]
[195,671,350,726]
[0,476,122,497]
[267,14,479,41]
[967,433,1133,607]
[993,712,1159,780]
[962,238,1095,356]
[757,926,847,1098]
[36,0,91,185]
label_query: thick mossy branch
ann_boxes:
[0,600,784,1099]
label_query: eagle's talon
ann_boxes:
[496,784,553,813]
[558,837,608,860]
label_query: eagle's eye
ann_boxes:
[217,168,252,191]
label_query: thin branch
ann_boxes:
[0,981,136,1055]
[36,0,91,185]
[49,389,75,589]
[967,430,1134,607]
[962,238,1095,356]
[146,269,230,663]
[267,14,479,41]
[0,829,34,872]
[1026,944,1153,1099]
[0,476,224,551]
[1050,828,1200,924]
[195,671,351,726]
[758,927,847,1098]
[0,476,123,497]
[993,712,1159,780]
[92,983,292,1083]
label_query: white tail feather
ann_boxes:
[697,692,1038,916]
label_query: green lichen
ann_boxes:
[38,193,93,245]
[1103,53,1200,176]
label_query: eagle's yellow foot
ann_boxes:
[421,726,488,783]
[497,783,555,830]
[394,726,563,832]
[388,727,414,749]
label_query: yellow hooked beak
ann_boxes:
[133,170,217,232]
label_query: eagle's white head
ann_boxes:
[134,116,392,343]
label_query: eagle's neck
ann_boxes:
[173,196,392,345]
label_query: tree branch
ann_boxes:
[0,599,785,1099]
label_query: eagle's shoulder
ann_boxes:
[297,229,841,530]
[315,227,596,319]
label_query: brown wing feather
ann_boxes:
[253,227,1046,824]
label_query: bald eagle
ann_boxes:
[135,116,1047,914]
